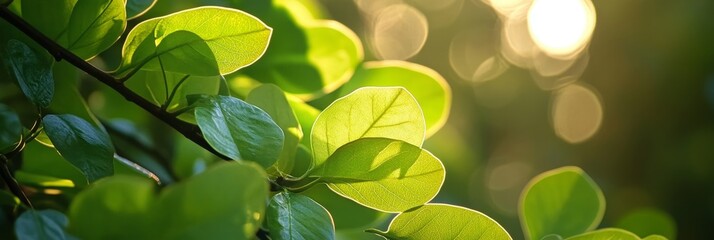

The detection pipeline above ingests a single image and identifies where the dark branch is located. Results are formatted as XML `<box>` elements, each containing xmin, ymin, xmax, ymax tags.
<box><xmin>0</xmin><ymin>155</ymin><xmax>32</xmax><ymax>208</ymax></box>
<box><xmin>0</xmin><ymin>6</ymin><xmax>230</xmax><ymax>161</ymax></box>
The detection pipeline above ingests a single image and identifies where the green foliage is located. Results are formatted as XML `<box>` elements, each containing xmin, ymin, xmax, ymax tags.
<box><xmin>615</xmin><ymin>208</ymin><xmax>677</xmax><ymax>239</ymax></box>
<box><xmin>267</xmin><ymin>191</ymin><xmax>335</xmax><ymax>240</ymax></box>
<box><xmin>126</xmin><ymin>0</ymin><xmax>157</xmax><ymax>20</ymax></box>
<box><xmin>520</xmin><ymin>166</ymin><xmax>605</xmax><ymax>239</ymax></box>
<box><xmin>2</xmin><ymin>39</ymin><xmax>53</xmax><ymax>108</ymax></box>
<box><xmin>66</xmin><ymin>0</ymin><xmax>126</xmax><ymax>60</ymax></box>
<box><xmin>42</xmin><ymin>114</ymin><xmax>115</xmax><ymax>183</ymax></box>
<box><xmin>0</xmin><ymin>104</ymin><xmax>21</xmax><ymax>151</ymax></box>
<box><xmin>368</xmin><ymin>204</ymin><xmax>512</xmax><ymax>240</ymax></box>
<box><xmin>194</xmin><ymin>95</ymin><xmax>284</xmax><ymax>168</ymax></box>
<box><xmin>14</xmin><ymin>209</ymin><xmax>71</xmax><ymax>240</ymax></box>
<box><xmin>116</xmin><ymin>6</ymin><xmax>272</xmax><ymax>76</ymax></box>
<box><xmin>566</xmin><ymin>228</ymin><xmax>640</xmax><ymax>240</ymax></box>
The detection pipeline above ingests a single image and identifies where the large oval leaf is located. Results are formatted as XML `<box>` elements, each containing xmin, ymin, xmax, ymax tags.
<box><xmin>369</xmin><ymin>204</ymin><xmax>512</xmax><ymax>240</ymax></box>
<box><xmin>566</xmin><ymin>228</ymin><xmax>640</xmax><ymax>240</ymax></box>
<box><xmin>66</xmin><ymin>0</ymin><xmax>127</xmax><ymax>60</ymax></box>
<box><xmin>312</xmin><ymin>138</ymin><xmax>444</xmax><ymax>212</ymax></box>
<box><xmin>267</xmin><ymin>191</ymin><xmax>335</xmax><ymax>240</ymax></box>
<box><xmin>247</xmin><ymin>84</ymin><xmax>302</xmax><ymax>177</ymax></box>
<box><xmin>151</xmin><ymin>162</ymin><xmax>269</xmax><ymax>239</ymax></box>
<box><xmin>338</xmin><ymin>61</ymin><xmax>451</xmax><ymax>137</ymax></box>
<box><xmin>311</xmin><ymin>87</ymin><xmax>425</xmax><ymax>169</ymax></box>
<box><xmin>15</xmin><ymin>210</ymin><xmax>70</xmax><ymax>240</ymax></box>
<box><xmin>116</xmin><ymin>6</ymin><xmax>272</xmax><ymax>76</ymax></box>
<box><xmin>520</xmin><ymin>166</ymin><xmax>605</xmax><ymax>239</ymax></box>
<box><xmin>68</xmin><ymin>175</ymin><xmax>155</xmax><ymax>239</ymax></box>
<box><xmin>0</xmin><ymin>104</ymin><xmax>22</xmax><ymax>152</ymax></box>
<box><xmin>21</xmin><ymin>0</ymin><xmax>76</xmax><ymax>43</ymax></box>
<box><xmin>194</xmin><ymin>95</ymin><xmax>284</xmax><ymax>168</ymax></box>
<box><xmin>42</xmin><ymin>114</ymin><xmax>115</xmax><ymax>183</ymax></box>
<box><xmin>2</xmin><ymin>39</ymin><xmax>54</xmax><ymax>108</ymax></box>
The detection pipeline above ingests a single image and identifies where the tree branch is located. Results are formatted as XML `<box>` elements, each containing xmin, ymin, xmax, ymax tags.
<box><xmin>0</xmin><ymin>6</ymin><xmax>230</xmax><ymax>161</ymax></box>
<box><xmin>0</xmin><ymin>155</ymin><xmax>32</xmax><ymax>208</ymax></box>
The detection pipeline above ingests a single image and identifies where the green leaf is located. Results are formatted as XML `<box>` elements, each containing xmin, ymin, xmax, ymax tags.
<box><xmin>312</xmin><ymin>138</ymin><xmax>444</xmax><ymax>212</ymax></box>
<box><xmin>127</xmin><ymin>70</ymin><xmax>220</xmax><ymax>111</ymax></box>
<box><xmin>0</xmin><ymin>104</ymin><xmax>21</xmax><ymax>152</ymax></box>
<box><xmin>194</xmin><ymin>95</ymin><xmax>284</xmax><ymax>168</ymax></box>
<box><xmin>15</xmin><ymin>171</ymin><xmax>75</xmax><ymax>188</ymax></box>
<box><xmin>21</xmin><ymin>141</ymin><xmax>87</xmax><ymax>188</ymax></box>
<box><xmin>125</xmin><ymin>0</ymin><xmax>156</xmax><ymax>20</ymax></box>
<box><xmin>267</xmin><ymin>191</ymin><xmax>335</xmax><ymax>240</ymax></box>
<box><xmin>566</xmin><ymin>228</ymin><xmax>640</xmax><ymax>240</ymax></box>
<box><xmin>68</xmin><ymin>175</ymin><xmax>155</xmax><ymax>239</ymax></box>
<box><xmin>642</xmin><ymin>235</ymin><xmax>668</xmax><ymax>240</ymax></box>
<box><xmin>302</xmin><ymin>183</ymin><xmax>387</xmax><ymax>230</ymax></box>
<box><xmin>21</xmin><ymin>0</ymin><xmax>76</xmax><ymax>43</ymax></box>
<box><xmin>287</xmin><ymin>94</ymin><xmax>319</xmax><ymax>146</ymax></box>
<box><xmin>339</xmin><ymin>61</ymin><xmax>451</xmax><ymax>137</ymax></box>
<box><xmin>116</xmin><ymin>6</ymin><xmax>272</xmax><ymax>76</ymax></box>
<box><xmin>2</xmin><ymin>39</ymin><xmax>54</xmax><ymax>108</ymax></box>
<box><xmin>311</xmin><ymin>87</ymin><xmax>425</xmax><ymax>169</ymax></box>
<box><xmin>615</xmin><ymin>208</ymin><xmax>676</xmax><ymax>240</ymax></box>
<box><xmin>42</xmin><ymin>114</ymin><xmax>115</xmax><ymax>182</ymax></box>
<box><xmin>15</xmin><ymin>209</ymin><xmax>71</xmax><ymax>240</ymax></box>
<box><xmin>150</xmin><ymin>162</ymin><xmax>269</xmax><ymax>239</ymax></box>
<box><xmin>369</xmin><ymin>204</ymin><xmax>512</xmax><ymax>240</ymax></box>
<box><xmin>520</xmin><ymin>166</ymin><xmax>605</xmax><ymax>239</ymax></box>
<box><xmin>246</xmin><ymin>84</ymin><xmax>302</xmax><ymax>177</ymax></box>
<box><xmin>66</xmin><ymin>0</ymin><xmax>126</xmax><ymax>60</ymax></box>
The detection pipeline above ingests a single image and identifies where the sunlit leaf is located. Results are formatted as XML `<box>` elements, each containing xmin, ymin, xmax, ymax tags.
<box><xmin>287</xmin><ymin>94</ymin><xmax>319</xmax><ymax>146</ymax></box>
<box><xmin>116</xmin><ymin>6</ymin><xmax>272</xmax><ymax>76</ymax></box>
<box><xmin>194</xmin><ymin>95</ymin><xmax>284</xmax><ymax>168</ymax></box>
<box><xmin>642</xmin><ymin>235</ymin><xmax>668</xmax><ymax>240</ymax></box>
<box><xmin>42</xmin><ymin>114</ymin><xmax>115</xmax><ymax>182</ymax></box>
<box><xmin>66</xmin><ymin>0</ymin><xmax>126</xmax><ymax>59</ymax></box>
<box><xmin>312</xmin><ymin>138</ymin><xmax>444</xmax><ymax>212</ymax></box>
<box><xmin>125</xmin><ymin>0</ymin><xmax>156</xmax><ymax>20</ymax></box>
<box><xmin>615</xmin><ymin>208</ymin><xmax>676</xmax><ymax>240</ymax></box>
<box><xmin>15</xmin><ymin>210</ymin><xmax>71</xmax><ymax>240</ymax></box>
<box><xmin>68</xmin><ymin>175</ymin><xmax>155</xmax><ymax>239</ymax></box>
<box><xmin>338</xmin><ymin>61</ymin><xmax>451</xmax><ymax>137</ymax></box>
<box><xmin>565</xmin><ymin>228</ymin><xmax>640</xmax><ymax>240</ymax></box>
<box><xmin>247</xmin><ymin>84</ymin><xmax>302</xmax><ymax>177</ymax></box>
<box><xmin>520</xmin><ymin>166</ymin><xmax>605</xmax><ymax>239</ymax></box>
<box><xmin>311</xmin><ymin>87</ymin><xmax>425</xmax><ymax>169</ymax></box>
<box><xmin>15</xmin><ymin>171</ymin><xmax>75</xmax><ymax>188</ymax></box>
<box><xmin>267</xmin><ymin>191</ymin><xmax>335</xmax><ymax>240</ymax></box>
<box><xmin>127</xmin><ymin>70</ymin><xmax>220</xmax><ymax>111</ymax></box>
<box><xmin>368</xmin><ymin>204</ymin><xmax>512</xmax><ymax>240</ymax></box>
<box><xmin>21</xmin><ymin>0</ymin><xmax>76</xmax><ymax>43</ymax></box>
<box><xmin>0</xmin><ymin>104</ymin><xmax>22</xmax><ymax>152</ymax></box>
<box><xmin>2</xmin><ymin>39</ymin><xmax>54</xmax><ymax>108</ymax></box>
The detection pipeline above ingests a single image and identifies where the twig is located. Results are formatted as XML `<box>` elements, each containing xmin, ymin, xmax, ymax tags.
<box><xmin>0</xmin><ymin>155</ymin><xmax>32</xmax><ymax>208</ymax></box>
<box><xmin>0</xmin><ymin>6</ymin><xmax>230</xmax><ymax>161</ymax></box>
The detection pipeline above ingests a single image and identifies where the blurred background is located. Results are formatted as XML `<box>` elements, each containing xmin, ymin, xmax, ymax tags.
<box><xmin>313</xmin><ymin>0</ymin><xmax>713</xmax><ymax>239</ymax></box>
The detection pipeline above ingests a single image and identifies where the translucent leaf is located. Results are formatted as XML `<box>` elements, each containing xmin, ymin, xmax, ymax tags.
<box><xmin>311</xmin><ymin>87</ymin><xmax>425</xmax><ymax>169</ymax></box>
<box><xmin>267</xmin><ymin>191</ymin><xmax>335</xmax><ymax>240</ymax></box>
<box><xmin>339</xmin><ymin>61</ymin><xmax>451</xmax><ymax>137</ymax></box>
<box><xmin>66</xmin><ymin>0</ymin><xmax>126</xmax><ymax>59</ymax></box>
<box><xmin>566</xmin><ymin>228</ymin><xmax>641</xmax><ymax>240</ymax></box>
<box><xmin>42</xmin><ymin>114</ymin><xmax>115</xmax><ymax>182</ymax></box>
<box><xmin>520</xmin><ymin>167</ymin><xmax>605</xmax><ymax>239</ymax></box>
<box><xmin>2</xmin><ymin>39</ymin><xmax>54</xmax><ymax>108</ymax></box>
<box><xmin>369</xmin><ymin>204</ymin><xmax>512</xmax><ymax>240</ymax></box>
<box><xmin>194</xmin><ymin>95</ymin><xmax>284</xmax><ymax>168</ymax></box>
<box><xmin>312</xmin><ymin>138</ymin><xmax>444</xmax><ymax>212</ymax></box>
<box><xmin>21</xmin><ymin>0</ymin><xmax>76</xmax><ymax>43</ymax></box>
<box><xmin>116</xmin><ymin>7</ymin><xmax>272</xmax><ymax>76</ymax></box>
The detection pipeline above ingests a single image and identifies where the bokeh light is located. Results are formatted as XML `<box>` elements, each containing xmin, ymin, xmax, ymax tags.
<box><xmin>551</xmin><ymin>83</ymin><xmax>603</xmax><ymax>143</ymax></box>
<box><xmin>370</xmin><ymin>4</ymin><xmax>429</xmax><ymax>60</ymax></box>
<box><xmin>527</xmin><ymin>0</ymin><xmax>596</xmax><ymax>58</ymax></box>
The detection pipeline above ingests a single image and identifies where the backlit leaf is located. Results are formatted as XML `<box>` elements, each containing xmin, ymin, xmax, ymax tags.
<box><xmin>566</xmin><ymin>228</ymin><xmax>641</xmax><ymax>240</ymax></box>
<box><xmin>312</xmin><ymin>138</ymin><xmax>444</xmax><ymax>212</ymax></box>
<box><xmin>66</xmin><ymin>0</ymin><xmax>126</xmax><ymax>59</ymax></box>
<box><xmin>267</xmin><ymin>191</ymin><xmax>335</xmax><ymax>240</ymax></box>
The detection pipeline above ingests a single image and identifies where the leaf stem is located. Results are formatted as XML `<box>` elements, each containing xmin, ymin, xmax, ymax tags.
<box><xmin>0</xmin><ymin>6</ymin><xmax>230</xmax><ymax>161</ymax></box>
<box><xmin>158</xmin><ymin>56</ymin><xmax>170</xmax><ymax>108</ymax></box>
<box><xmin>162</xmin><ymin>74</ymin><xmax>191</xmax><ymax>111</ymax></box>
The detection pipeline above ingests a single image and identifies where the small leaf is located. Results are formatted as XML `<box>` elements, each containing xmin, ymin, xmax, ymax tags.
<box><xmin>15</xmin><ymin>209</ymin><xmax>71</xmax><ymax>240</ymax></box>
<box><xmin>2</xmin><ymin>39</ymin><xmax>54</xmax><ymax>108</ymax></box>
<box><xmin>66</xmin><ymin>0</ymin><xmax>127</xmax><ymax>59</ymax></box>
<box><xmin>267</xmin><ymin>191</ymin><xmax>335</xmax><ymax>240</ymax></box>
<box><xmin>565</xmin><ymin>228</ymin><xmax>640</xmax><ymax>240</ymax></box>
<box><xmin>312</xmin><ymin>138</ymin><xmax>444</xmax><ymax>212</ymax></box>
<box><xmin>0</xmin><ymin>104</ymin><xmax>22</xmax><ymax>152</ymax></box>
<box><xmin>42</xmin><ymin>114</ymin><xmax>115</xmax><ymax>182</ymax></box>
<box><xmin>311</xmin><ymin>87</ymin><xmax>425</xmax><ymax>170</ymax></box>
<box><xmin>369</xmin><ymin>204</ymin><xmax>512</xmax><ymax>240</ymax></box>
<box><xmin>116</xmin><ymin>6</ymin><xmax>272</xmax><ymax>76</ymax></box>
<box><xmin>246</xmin><ymin>84</ymin><xmax>302</xmax><ymax>177</ymax></box>
<box><xmin>68</xmin><ymin>175</ymin><xmax>155</xmax><ymax>239</ymax></box>
<box><xmin>520</xmin><ymin>166</ymin><xmax>605</xmax><ymax>239</ymax></box>
<box><xmin>339</xmin><ymin>61</ymin><xmax>451</xmax><ymax>137</ymax></box>
<box><xmin>194</xmin><ymin>95</ymin><xmax>284</xmax><ymax>168</ymax></box>
<box><xmin>125</xmin><ymin>0</ymin><xmax>156</xmax><ymax>20</ymax></box>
